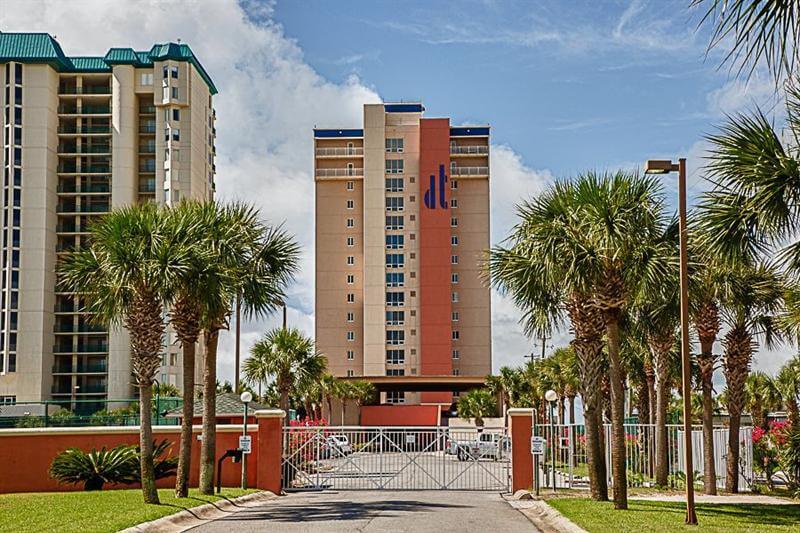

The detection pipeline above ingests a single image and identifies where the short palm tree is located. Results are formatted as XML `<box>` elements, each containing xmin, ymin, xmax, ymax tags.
<box><xmin>59</xmin><ymin>203</ymin><xmax>187</xmax><ymax>504</ymax></box>
<box><xmin>457</xmin><ymin>389</ymin><xmax>498</xmax><ymax>427</ymax></box>
<box><xmin>350</xmin><ymin>380</ymin><xmax>377</xmax><ymax>423</ymax></box>
<box><xmin>249</xmin><ymin>328</ymin><xmax>327</xmax><ymax>413</ymax></box>
<box><xmin>49</xmin><ymin>445</ymin><xmax>137</xmax><ymax>491</ymax></box>
<box><xmin>776</xmin><ymin>356</ymin><xmax>800</xmax><ymax>427</ymax></box>
<box><xmin>485</xmin><ymin>366</ymin><xmax>523</xmax><ymax>424</ymax></box>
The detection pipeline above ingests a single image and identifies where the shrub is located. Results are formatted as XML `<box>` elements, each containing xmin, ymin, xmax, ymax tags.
<box><xmin>49</xmin><ymin>445</ymin><xmax>138</xmax><ymax>491</ymax></box>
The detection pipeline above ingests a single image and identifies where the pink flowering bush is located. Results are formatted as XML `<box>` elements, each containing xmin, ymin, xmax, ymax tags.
<box><xmin>753</xmin><ymin>420</ymin><xmax>791</xmax><ymax>490</ymax></box>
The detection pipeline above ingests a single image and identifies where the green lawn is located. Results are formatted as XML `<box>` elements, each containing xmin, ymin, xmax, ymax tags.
<box><xmin>0</xmin><ymin>488</ymin><xmax>257</xmax><ymax>533</ymax></box>
<box><xmin>548</xmin><ymin>498</ymin><xmax>800</xmax><ymax>532</ymax></box>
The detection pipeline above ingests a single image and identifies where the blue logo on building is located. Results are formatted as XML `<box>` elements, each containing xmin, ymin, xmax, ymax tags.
<box><xmin>424</xmin><ymin>164</ymin><xmax>448</xmax><ymax>209</ymax></box>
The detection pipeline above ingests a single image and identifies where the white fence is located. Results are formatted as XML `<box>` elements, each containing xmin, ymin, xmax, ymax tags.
<box><xmin>534</xmin><ymin>423</ymin><xmax>753</xmax><ymax>491</ymax></box>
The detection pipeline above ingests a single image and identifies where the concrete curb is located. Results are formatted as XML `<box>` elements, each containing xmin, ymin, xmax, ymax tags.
<box><xmin>504</xmin><ymin>495</ymin><xmax>587</xmax><ymax>533</ymax></box>
<box><xmin>119</xmin><ymin>491</ymin><xmax>278</xmax><ymax>533</ymax></box>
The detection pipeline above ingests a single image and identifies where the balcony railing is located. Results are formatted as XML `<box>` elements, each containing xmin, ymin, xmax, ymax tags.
<box><xmin>56</xmin><ymin>224</ymin><xmax>85</xmax><ymax>233</ymax></box>
<box><xmin>139</xmin><ymin>162</ymin><xmax>156</xmax><ymax>173</ymax></box>
<box><xmin>57</xmin><ymin>165</ymin><xmax>111</xmax><ymax>174</ymax></box>
<box><xmin>139</xmin><ymin>124</ymin><xmax>156</xmax><ymax>133</ymax></box>
<box><xmin>52</xmin><ymin>361</ymin><xmax>108</xmax><ymax>373</ymax></box>
<box><xmin>58</xmin><ymin>105</ymin><xmax>111</xmax><ymax>114</ymax></box>
<box><xmin>450</xmin><ymin>145</ymin><xmax>489</xmax><ymax>155</ymax></box>
<box><xmin>58</xmin><ymin>86</ymin><xmax>111</xmax><ymax>95</ymax></box>
<box><xmin>139</xmin><ymin>180</ymin><xmax>156</xmax><ymax>193</ymax></box>
<box><xmin>57</xmin><ymin>145</ymin><xmax>111</xmax><ymax>155</ymax></box>
<box><xmin>58</xmin><ymin>203</ymin><xmax>109</xmax><ymax>213</ymax></box>
<box><xmin>315</xmin><ymin>147</ymin><xmax>364</xmax><ymax>157</ymax></box>
<box><xmin>54</xmin><ymin>323</ymin><xmax>106</xmax><ymax>333</ymax></box>
<box><xmin>53</xmin><ymin>343</ymin><xmax>109</xmax><ymax>354</ymax></box>
<box><xmin>451</xmin><ymin>166</ymin><xmax>489</xmax><ymax>176</ymax></box>
<box><xmin>139</xmin><ymin>145</ymin><xmax>156</xmax><ymax>154</ymax></box>
<box><xmin>139</xmin><ymin>105</ymin><xmax>156</xmax><ymax>114</ymax></box>
<box><xmin>57</xmin><ymin>183</ymin><xmax>111</xmax><ymax>193</ymax></box>
<box><xmin>316</xmin><ymin>168</ymin><xmax>364</xmax><ymax>177</ymax></box>
<box><xmin>58</xmin><ymin>125</ymin><xmax>111</xmax><ymax>134</ymax></box>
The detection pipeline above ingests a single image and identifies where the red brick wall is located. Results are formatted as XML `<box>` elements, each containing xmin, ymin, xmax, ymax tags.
<box><xmin>360</xmin><ymin>405</ymin><xmax>440</xmax><ymax>426</ymax></box>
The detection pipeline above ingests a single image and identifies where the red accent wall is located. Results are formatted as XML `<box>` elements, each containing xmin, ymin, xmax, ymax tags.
<box><xmin>419</xmin><ymin>118</ymin><xmax>452</xmax><ymax>404</ymax></box>
<box><xmin>360</xmin><ymin>405</ymin><xmax>440</xmax><ymax>426</ymax></box>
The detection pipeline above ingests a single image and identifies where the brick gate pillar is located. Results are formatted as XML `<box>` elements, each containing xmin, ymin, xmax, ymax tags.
<box><xmin>508</xmin><ymin>407</ymin><xmax>534</xmax><ymax>493</ymax></box>
<box><xmin>254</xmin><ymin>409</ymin><xmax>285</xmax><ymax>494</ymax></box>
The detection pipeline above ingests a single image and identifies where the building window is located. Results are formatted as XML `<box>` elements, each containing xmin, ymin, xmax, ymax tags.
<box><xmin>173</xmin><ymin>109</ymin><xmax>180</xmax><ymax>121</ymax></box>
<box><xmin>386</xmin><ymin>272</ymin><xmax>404</xmax><ymax>287</ymax></box>
<box><xmin>385</xmin><ymin>215</ymin><xmax>404</xmax><ymax>230</ymax></box>
<box><xmin>385</xmin><ymin>235</ymin><xmax>404</xmax><ymax>249</ymax></box>
<box><xmin>346</xmin><ymin>180</ymin><xmax>354</xmax><ymax>191</ymax></box>
<box><xmin>385</xmin><ymin>177</ymin><xmax>404</xmax><ymax>192</ymax></box>
<box><xmin>347</xmin><ymin>293</ymin><xmax>355</xmax><ymax>303</ymax></box>
<box><xmin>451</xmin><ymin>273</ymin><xmax>459</xmax><ymax>284</ymax></box>
<box><xmin>386</xmin><ymin>391</ymin><xmax>405</xmax><ymax>404</ymax></box>
<box><xmin>386</xmin><ymin>368</ymin><xmax>405</xmax><ymax>376</ymax></box>
<box><xmin>452</xmin><ymin>330</ymin><xmax>460</xmax><ymax>340</ymax></box>
<box><xmin>452</xmin><ymin>292</ymin><xmax>459</xmax><ymax>303</ymax></box>
<box><xmin>347</xmin><ymin>311</ymin><xmax>355</xmax><ymax>322</ymax></box>
<box><xmin>385</xmin><ymin>138</ymin><xmax>404</xmax><ymax>153</ymax></box>
<box><xmin>452</xmin><ymin>311</ymin><xmax>459</xmax><ymax>322</ymax></box>
<box><xmin>453</xmin><ymin>368</ymin><xmax>460</xmax><ymax>376</ymax></box>
<box><xmin>386</xmin><ymin>310</ymin><xmax>405</xmax><ymax>325</ymax></box>
<box><xmin>163</xmin><ymin>66</ymin><xmax>169</xmax><ymax>78</ymax></box>
<box><xmin>385</xmin><ymin>253</ymin><xmax>404</xmax><ymax>268</ymax></box>
<box><xmin>347</xmin><ymin>350</ymin><xmax>355</xmax><ymax>360</ymax></box>
<box><xmin>347</xmin><ymin>218</ymin><xmax>354</xmax><ymax>228</ymax></box>
<box><xmin>386</xmin><ymin>330</ymin><xmax>405</xmax><ymax>345</ymax></box>
<box><xmin>386</xmin><ymin>349</ymin><xmax>405</xmax><ymax>364</ymax></box>
<box><xmin>451</xmin><ymin>235</ymin><xmax>458</xmax><ymax>246</ymax></box>
<box><xmin>171</xmin><ymin>66</ymin><xmax>179</xmax><ymax>78</ymax></box>
<box><xmin>347</xmin><ymin>274</ymin><xmax>354</xmax><ymax>284</ymax></box>
<box><xmin>172</xmin><ymin>129</ymin><xmax>180</xmax><ymax>141</ymax></box>
<box><xmin>450</xmin><ymin>198</ymin><xmax>458</xmax><ymax>208</ymax></box>
<box><xmin>171</xmin><ymin>86</ymin><xmax>179</xmax><ymax>99</ymax></box>
<box><xmin>346</xmin><ymin>199</ymin><xmax>354</xmax><ymax>209</ymax></box>
<box><xmin>347</xmin><ymin>369</ymin><xmax>354</xmax><ymax>377</ymax></box>
<box><xmin>451</xmin><ymin>217</ymin><xmax>458</xmax><ymax>227</ymax></box>
<box><xmin>452</xmin><ymin>349</ymin><xmax>460</xmax><ymax>359</ymax></box>
<box><xmin>347</xmin><ymin>236</ymin><xmax>355</xmax><ymax>247</ymax></box>
<box><xmin>451</xmin><ymin>255</ymin><xmax>458</xmax><ymax>264</ymax></box>
<box><xmin>385</xmin><ymin>159</ymin><xmax>404</xmax><ymax>174</ymax></box>
<box><xmin>386</xmin><ymin>291</ymin><xmax>405</xmax><ymax>307</ymax></box>
<box><xmin>141</xmin><ymin>73</ymin><xmax>153</xmax><ymax>85</ymax></box>
<box><xmin>347</xmin><ymin>256</ymin><xmax>355</xmax><ymax>265</ymax></box>
<box><xmin>347</xmin><ymin>331</ymin><xmax>355</xmax><ymax>341</ymax></box>
<box><xmin>385</xmin><ymin>197</ymin><xmax>404</xmax><ymax>211</ymax></box>
<box><xmin>451</xmin><ymin>179</ymin><xmax>458</xmax><ymax>189</ymax></box>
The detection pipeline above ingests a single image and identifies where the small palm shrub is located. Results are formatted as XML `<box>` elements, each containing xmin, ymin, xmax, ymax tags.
<box><xmin>49</xmin><ymin>445</ymin><xmax>138</xmax><ymax>491</ymax></box>
<box><xmin>49</xmin><ymin>439</ymin><xmax>178</xmax><ymax>491</ymax></box>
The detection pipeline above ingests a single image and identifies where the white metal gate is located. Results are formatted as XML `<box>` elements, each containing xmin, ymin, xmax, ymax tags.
<box><xmin>281</xmin><ymin>426</ymin><xmax>510</xmax><ymax>491</ymax></box>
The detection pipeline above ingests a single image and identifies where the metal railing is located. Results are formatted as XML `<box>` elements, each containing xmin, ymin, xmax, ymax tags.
<box><xmin>282</xmin><ymin>425</ymin><xmax>509</xmax><ymax>491</ymax></box>
<box><xmin>0</xmin><ymin>398</ymin><xmax>182</xmax><ymax>428</ymax></box>
<box><xmin>58</xmin><ymin>125</ymin><xmax>111</xmax><ymax>134</ymax></box>
<box><xmin>450</xmin><ymin>145</ymin><xmax>489</xmax><ymax>155</ymax></box>
<box><xmin>316</xmin><ymin>168</ymin><xmax>364</xmax><ymax>177</ymax></box>
<box><xmin>315</xmin><ymin>147</ymin><xmax>364</xmax><ymax>157</ymax></box>
<box><xmin>58</xmin><ymin>86</ymin><xmax>111</xmax><ymax>95</ymax></box>
<box><xmin>451</xmin><ymin>166</ymin><xmax>489</xmax><ymax>176</ymax></box>
<box><xmin>533</xmin><ymin>423</ymin><xmax>754</xmax><ymax>492</ymax></box>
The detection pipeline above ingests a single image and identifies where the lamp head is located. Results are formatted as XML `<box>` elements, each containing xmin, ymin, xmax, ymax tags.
<box><xmin>545</xmin><ymin>389</ymin><xmax>558</xmax><ymax>403</ymax></box>
<box><xmin>240</xmin><ymin>391</ymin><xmax>253</xmax><ymax>404</ymax></box>
<box><xmin>644</xmin><ymin>159</ymin><xmax>678</xmax><ymax>174</ymax></box>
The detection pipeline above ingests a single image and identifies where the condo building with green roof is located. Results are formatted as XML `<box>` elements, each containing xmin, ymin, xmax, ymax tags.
<box><xmin>0</xmin><ymin>32</ymin><xmax>217</xmax><ymax>411</ymax></box>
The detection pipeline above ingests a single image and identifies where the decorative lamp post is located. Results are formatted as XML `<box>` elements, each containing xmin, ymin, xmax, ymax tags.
<box><xmin>240</xmin><ymin>391</ymin><xmax>253</xmax><ymax>489</ymax></box>
<box><xmin>545</xmin><ymin>389</ymin><xmax>558</xmax><ymax>492</ymax></box>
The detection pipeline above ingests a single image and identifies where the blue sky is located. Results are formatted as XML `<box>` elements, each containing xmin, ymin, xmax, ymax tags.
<box><xmin>3</xmin><ymin>0</ymin><xmax>790</xmax><ymax>380</ymax></box>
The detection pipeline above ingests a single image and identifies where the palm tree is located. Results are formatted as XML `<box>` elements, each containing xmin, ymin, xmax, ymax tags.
<box><xmin>59</xmin><ymin>203</ymin><xmax>187</xmax><ymax>504</ymax></box>
<box><xmin>745</xmin><ymin>371</ymin><xmax>781</xmax><ymax>429</ymax></box>
<box><xmin>694</xmin><ymin>0</ymin><xmax>800</xmax><ymax>82</ymax></box>
<box><xmin>457</xmin><ymin>389</ymin><xmax>498</xmax><ymax>427</ymax></box>
<box><xmin>717</xmin><ymin>265</ymin><xmax>784</xmax><ymax>492</ymax></box>
<box><xmin>486</xmin><ymin>366</ymin><xmax>522</xmax><ymax>425</ymax></box>
<box><xmin>195</xmin><ymin>202</ymin><xmax>299</xmax><ymax>495</ymax></box>
<box><xmin>318</xmin><ymin>373</ymin><xmax>338</xmax><ymax>422</ymax></box>
<box><xmin>335</xmin><ymin>380</ymin><xmax>357</xmax><ymax>424</ymax></box>
<box><xmin>541</xmin><ymin>348</ymin><xmax>573</xmax><ymax>423</ymax></box>
<box><xmin>242</xmin><ymin>348</ymin><xmax>271</xmax><ymax>399</ymax></box>
<box><xmin>350</xmin><ymin>380</ymin><xmax>377</xmax><ymax>423</ymax></box>
<box><xmin>249</xmin><ymin>328</ymin><xmax>326</xmax><ymax>413</ymax></box>
<box><xmin>776</xmin><ymin>356</ymin><xmax>800</xmax><ymax>427</ymax></box>
<box><xmin>489</xmin><ymin>179</ymin><xmax>609</xmax><ymax>502</ymax></box>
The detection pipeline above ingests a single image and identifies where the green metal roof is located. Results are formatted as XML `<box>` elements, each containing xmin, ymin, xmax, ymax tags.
<box><xmin>0</xmin><ymin>32</ymin><xmax>217</xmax><ymax>94</ymax></box>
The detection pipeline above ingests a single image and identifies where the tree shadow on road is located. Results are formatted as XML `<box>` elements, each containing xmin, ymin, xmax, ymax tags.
<box><xmin>214</xmin><ymin>498</ymin><xmax>470</xmax><ymax>523</ymax></box>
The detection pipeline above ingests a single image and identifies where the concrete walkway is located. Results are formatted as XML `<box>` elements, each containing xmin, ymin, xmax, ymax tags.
<box><xmin>190</xmin><ymin>490</ymin><xmax>539</xmax><ymax>532</ymax></box>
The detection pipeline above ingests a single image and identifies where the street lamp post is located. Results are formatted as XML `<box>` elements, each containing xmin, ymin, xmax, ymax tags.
<box><xmin>240</xmin><ymin>391</ymin><xmax>253</xmax><ymax>490</ymax></box>
<box><xmin>545</xmin><ymin>389</ymin><xmax>558</xmax><ymax>493</ymax></box>
<box><xmin>645</xmin><ymin>158</ymin><xmax>697</xmax><ymax>525</ymax></box>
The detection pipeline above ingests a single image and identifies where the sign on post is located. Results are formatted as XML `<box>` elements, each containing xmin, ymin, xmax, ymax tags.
<box><xmin>239</xmin><ymin>435</ymin><xmax>252</xmax><ymax>454</ymax></box>
<box><xmin>531</xmin><ymin>436</ymin><xmax>546</xmax><ymax>455</ymax></box>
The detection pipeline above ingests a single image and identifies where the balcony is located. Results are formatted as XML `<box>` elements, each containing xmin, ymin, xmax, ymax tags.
<box><xmin>139</xmin><ymin>105</ymin><xmax>156</xmax><ymax>114</ymax></box>
<box><xmin>451</xmin><ymin>166</ymin><xmax>489</xmax><ymax>177</ymax></box>
<box><xmin>315</xmin><ymin>147</ymin><xmax>364</xmax><ymax>157</ymax></box>
<box><xmin>53</xmin><ymin>343</ymin><xmax>109</xmax><ymax>354</ymax></box>
<box><xmin>57</xmin><ymin>183</ymin><xmax>111</xmax><ymax>194</ymax></box>
<box><xmin>316</xmin><ymin>168</ymin><xmax>364</xmax><ymax>177</ymax></box>
<box><xmin>52</xmin><ymin>361</ymin><xmax>108</xmax><ymax>374</ymax></box>
<box><xmin>57</xmin><ymin>203</ymin><xmax>110</xmax><ymax>214</ymax></box>
<box><xmin>57</xmin><ymin>145</ymin><xmax>111</xmax><ymax>155</ymax></box>
<box><xmin>139</xmin><ymin>161</ymin><xmax>156</xmax><ymax>173</ymax></box>
<box><xmin>450</xmin><ymin>145</ymin><xmax>489</xmax><ymax>156</ymax></box>
<box><xmin>54</xmin><ymin>323</ymin><xmax>106</xmax><ymax>333</ymax></box>
<box><xmin>57</xmin><ymin>164</ymin><xmax>111</xmax><ymax>174</ymax></box>
<box><xmin>56</xmin><ymin>223</ymin><xmax>86</xmax><ymax>233</ymax></box>
<box><xmin>139</xmin><ymin>144</ymin><xmax>156</xmax><ymax>154</ymax></box>
<box><xmin>58</xmin><ymin>105</ymin><xmax>111</xmax><ymax>115</ymax></box>
<box><xmin>58</xmin><ymin>125</ymin><xmax>111</xmax><ymax>135</ymax></box>
<box><xmin>139</xmin><ymin>179</ymin><xmax>156</xmax><ymax>193</ymax></box>
<box><xmin>58</xmin><ymin>86</ymin><xmax>111</xmax><ymax>95</ymax></box>
<box><xmin>139</xmin><ymin>124</ymin><xmax>156</xmax><ymax>134</ymax></box>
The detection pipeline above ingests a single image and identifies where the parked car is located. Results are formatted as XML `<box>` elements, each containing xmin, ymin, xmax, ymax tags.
<box><xmin>451</xmin><ymin>432</ymin><xmax>507</xmax><ymax>461</ymax></box>
<box><xmin>326</xmin><ymin>434</ymin><xmax>353</xmax><ymax>456</ymax></box>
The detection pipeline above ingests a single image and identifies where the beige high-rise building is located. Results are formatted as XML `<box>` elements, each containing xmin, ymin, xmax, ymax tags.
<box><xmin>0</xmin><ymin>32</ymin><xmax>216</xmax><ymax>411</ymax></box>
<box><xmin>315</xmin><ymin>103</ymin><xmax>491</xmax><ymax>408</ymax></box>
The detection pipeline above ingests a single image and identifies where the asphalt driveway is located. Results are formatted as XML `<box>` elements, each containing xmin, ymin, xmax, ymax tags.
<box><xmin>190</xmin><ymin>490</ymin><xmax>538</xmax><ymax>532</ymax></box>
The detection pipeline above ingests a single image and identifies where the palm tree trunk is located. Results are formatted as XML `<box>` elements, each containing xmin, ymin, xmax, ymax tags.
<box><xmin>558</xmin><ymin>397</ymin><xmax>566</xmax><ymax>425</ymax></box>
<box><xmin>698</xmin><ymin>341</ymin><xmax>717</xmax><ymax>495</ymax></box>
<box><xmin>199</xmin><ymin>329</ymin><xmax>219</xmax><ymax>495</ymax></box>
<box><xmin>568</xmin><ymin>394</ymin><xmax>576</xmax><ymax>425</ymax></box>
<box><xmin>654</xmin><ymin>372</ymin><xmax>669</xmax><ymax>486</ymax></box>
<box><xmin>139</xmin><ymin>382</ymin><xmax>159</xmax><ymax>503</ymax></box>
<box><xmin>279</xmin><ymin>382</ymin><xmax>290</xmax><ymax>414</ymax></box>
<box><xmin>723</xmin><ymin>324</ymin><xmax>751</xmax><ymax>494</ymax></box>
<box><xmin>605</xmin><ymin>316</ymin><xmax>628</xmax><ymax>509</ymax></box>
<box><xmin>175</xmin><ymin>341</ymin><xmax>195</xmax><ymax>498</ymax></box>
